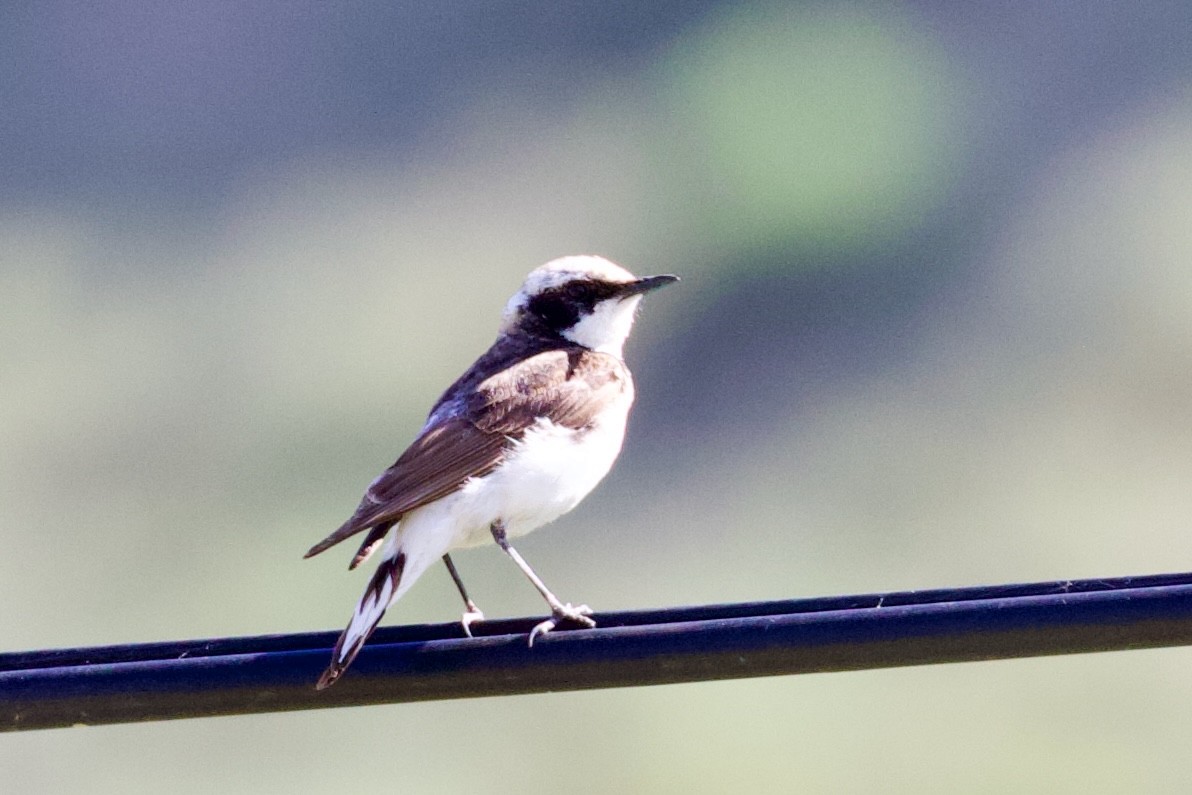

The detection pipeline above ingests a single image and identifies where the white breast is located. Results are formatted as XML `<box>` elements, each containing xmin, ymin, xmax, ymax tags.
<box><xmin>370</xmin><ymin>372</ymin><xmax>634</xmax><ymax>610</ymax></box>
<box><xmin>458</xmin><ymin>401</ymin><xmax>633</xmax><ymax>545</ymax></box>
<box><xmin>400</xmin><ymin>383</ymin><xmax>628</xmax><ymax>548</ymax></box>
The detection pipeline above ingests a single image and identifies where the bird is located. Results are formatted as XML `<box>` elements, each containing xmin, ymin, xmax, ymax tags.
<box><xmin>304</xmin><ymin>255</ymin><xmax>678</xmax><ymax>689</ymax></box>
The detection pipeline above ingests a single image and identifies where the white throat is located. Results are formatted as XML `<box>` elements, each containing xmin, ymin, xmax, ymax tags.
<box><xmin>561</xmin><ymin>295</ymin><xmax>643</xmax><ymax>357</ymax></box>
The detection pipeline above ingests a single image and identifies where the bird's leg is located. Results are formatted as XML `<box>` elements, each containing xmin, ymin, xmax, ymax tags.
<box><xmin>489</xmin><ymin>521</ymin><xmax>596</xmax><ymax>646</ymax></box>
<box><xmin>441</xmin><ymin>554</ymin><xmax>485</xmax><ymax>637</ymax></box>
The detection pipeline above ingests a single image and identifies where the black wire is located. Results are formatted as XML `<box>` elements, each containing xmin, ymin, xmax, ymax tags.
<box><xmin>5</xmin><ymin>571</ymin><xmax>1192</xmax><ymax>732</ymax></box>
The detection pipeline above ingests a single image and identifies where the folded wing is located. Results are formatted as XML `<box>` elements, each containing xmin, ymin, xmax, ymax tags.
<box><xmin>303</xmin><ymin>417</ymin><xmax>508</xmax><ymax>559</ymax></box>
<box><xmin>303</xmin><ymin>348</ymin><xmax>628</xmax><ymax>560</ymax></box>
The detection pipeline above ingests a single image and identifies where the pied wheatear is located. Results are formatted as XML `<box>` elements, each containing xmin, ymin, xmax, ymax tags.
<box><xmin>305</xmin><ymin>255</ymin><xmax>677</xmax><ymax>688</ymax></box>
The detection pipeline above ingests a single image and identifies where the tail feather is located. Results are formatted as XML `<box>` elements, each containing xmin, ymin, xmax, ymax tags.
<box><xmin>316</xmin><ymin>550</ymin><xmax>407</xmax><ymax>690</ymax></box>
<box><xmin>303</xmin><ymin>516</ymin><xmax>367</xmax><ymax>559</ymax></box>
<box><xmin>348</xmin><ymin>522</ymin><xmax>393</xmax><ymax>570</ymax></box>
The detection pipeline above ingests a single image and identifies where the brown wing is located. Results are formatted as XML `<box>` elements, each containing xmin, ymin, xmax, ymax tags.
<box><xmin>304</xmin><ymin>347</ymin><xmax>629</xmax><ymax>560</ymax></box>
<box><xmin>303</xmin><ymin>418</ymin><xmax>507</xmax><ymax>559</ymax></box>
<box><xmin>471</xmin><ymin>348</ymin><xmax>630</xmax><ymax>435</ymax></box>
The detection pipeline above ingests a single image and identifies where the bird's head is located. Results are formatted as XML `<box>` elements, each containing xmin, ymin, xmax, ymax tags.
<box><xmin>501</xmin><ymin>256</ymin><xmax>678</xmax><ymax>357</ymax></box>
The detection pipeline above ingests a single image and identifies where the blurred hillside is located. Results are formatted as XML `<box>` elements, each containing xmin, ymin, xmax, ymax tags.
<box><xmin>4</xmin><ymin>2</ymin><xmax>1192</xmax><ymax>792</ymax></box>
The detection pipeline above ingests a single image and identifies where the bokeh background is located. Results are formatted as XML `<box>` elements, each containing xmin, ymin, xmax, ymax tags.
<box><xmin>4</xmin><ymin>1</ymin><xmax>1192</xmax><ymax>791</ymax></box>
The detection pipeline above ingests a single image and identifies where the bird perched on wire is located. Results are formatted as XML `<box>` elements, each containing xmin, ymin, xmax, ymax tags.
<box><xmin>304</xmin><ymin>255</ymin><xmax>678</xmax><ymax>689</ymax></box>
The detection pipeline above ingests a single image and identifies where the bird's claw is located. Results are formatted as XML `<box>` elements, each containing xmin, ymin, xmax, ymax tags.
<box><xmin>528</xmin><ymin>603</ymin><xmax>595</xmax><ymax>647</ymax></box>
<box><xmin>460</xmin><ymin>605</ymin><xmax>485</xmax><ymax>638</ymax></box>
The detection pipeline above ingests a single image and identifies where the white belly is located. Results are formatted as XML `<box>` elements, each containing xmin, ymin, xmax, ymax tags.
<box><xmin>393</xmin><ymin>395</ymin><xmax>628</xmax><ymax>555</ymax></box>
<box><xmin>455</xmin><ymin>407</ymin><xmax>630</xmax><ymax>545</ymax></box>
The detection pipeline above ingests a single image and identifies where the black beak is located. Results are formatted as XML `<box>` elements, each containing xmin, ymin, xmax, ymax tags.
<box><xmin>617</xmin><ymin>274</ymin><xmax>680</xmax><ymax>298</ymax></box>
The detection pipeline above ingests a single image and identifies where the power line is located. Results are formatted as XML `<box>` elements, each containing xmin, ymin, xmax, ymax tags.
<box><xmin>4</xmin><ymin>571</ymin><xmax>1192</xmax><ymax>732</ymax></box>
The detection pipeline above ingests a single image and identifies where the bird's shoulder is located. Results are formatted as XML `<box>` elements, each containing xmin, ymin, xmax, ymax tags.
<box><xmin>429</xmin><ymin>337</ymin><xmax>631</xmax><ymax>433</ymax></box>
<box><xmin>470</xmin><ymin>345</ymin><xmax>631</xmax><ymax>435</ymax></box>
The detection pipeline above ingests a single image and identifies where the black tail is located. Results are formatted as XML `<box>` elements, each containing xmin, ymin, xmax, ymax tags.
<box><xmin>348</xmin><ymin>521</ymin><xmax>393</xmax><ymax>570</ymax></box>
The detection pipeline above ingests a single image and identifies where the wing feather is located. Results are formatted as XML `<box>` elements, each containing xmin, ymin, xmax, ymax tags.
<box><xmin>304</xmin><ymin>347</ymin><xmax>628</xmax><ymax>559</ymax></box>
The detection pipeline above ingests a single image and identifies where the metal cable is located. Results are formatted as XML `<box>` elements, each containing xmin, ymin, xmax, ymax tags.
<box><xmin>5</xmin><ymin>571</ymin><xmax>1192</xmax><ymax>732</ymax></box>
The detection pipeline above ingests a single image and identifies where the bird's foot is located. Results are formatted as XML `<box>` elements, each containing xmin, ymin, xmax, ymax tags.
<box><xmin>528</xmin><ymin>603</ymin><xmax>595</xmax><ymax>647</ymax></box>
<box><xmin>460</xmin><ymin>604</ymin><xmax>485</xmax><ymax>638</ymax></box>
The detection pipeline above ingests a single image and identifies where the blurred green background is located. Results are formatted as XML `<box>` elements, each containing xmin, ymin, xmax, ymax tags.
<box><xmin>5</xmin><ymin>1</ymin><xmax>1192</xmax><ymax>791</ymax></box>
